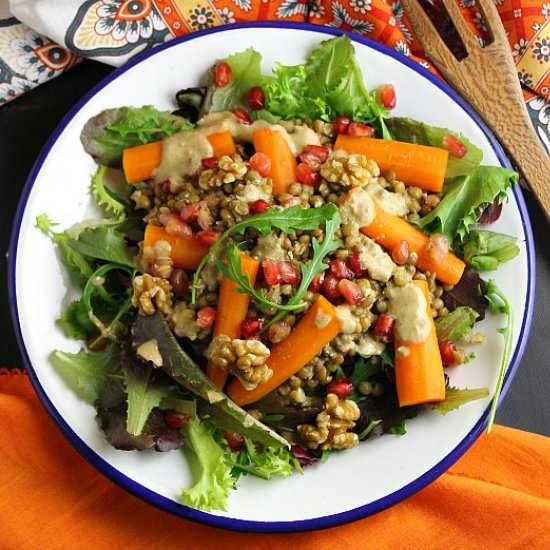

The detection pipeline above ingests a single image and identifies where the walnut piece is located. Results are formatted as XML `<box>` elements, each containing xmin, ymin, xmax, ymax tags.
<box><xmin>198</xmin><ymin>154</ymin><xmax>248</xmax><ymax>190</ymax></box>
<box><xmin>170</xmin><ymin>302</ymin><xmax>200</xmax><ymax>340</ymax></box>
<box><xmin>297</xmin><ymin>393</ymin><xmax>360</xmax><ymax>450</ymax></box>
<box><xmin>205</xmin><ymin>335</ymin><xmax>273</xmax><ymax>389</ymax></box>
<box><xmin>132</xmin><ymin>274</ymin><xmax>173</xmax><ymax>316</ymax></box>
<box><xmin>320</xmin><ymin>151</ymin><xmax>380</xmax><ymax>187</ymax></box>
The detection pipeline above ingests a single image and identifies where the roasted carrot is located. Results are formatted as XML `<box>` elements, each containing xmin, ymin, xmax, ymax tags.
<box><xmin>394</xmin><ymin>279</ymin><xmax>446</xmax><ymax>406</ymax></box>
<box><xmin>252</xmin><ymin>128</ymin><xmax>297</xmax><ymax>195</ymax></box>
<box><xmin>227</xmin><ymin>296</ymin><xmax>341</xmax><ymax>406</ymax></box>
<box><xmin>361</xmin><ymin>201</ymin><xmax>465</xmax><ymax>285</ymax></box>
<box><xmin>207</xmin><ymin>130</ymin><xmax>236</xmax><ymax>157</ymax></box>
<box><xmin>334</xmin><ymin>135</ymin><xmax>448</xmax><ymax>192</ymax></box>
<box><xmin>143</xmin><ymin>224</ymin><xmax>209</xmax><ymax>269</ymax></box>
<box><xmin>207</xmin><ymin>253</ymin><xmax>260</xmax><ymax>389</ymax></box>
<box><xmin>122</xmin><ymin>141</ymin><xmax>163</xmax><ymax>184</ymax></box>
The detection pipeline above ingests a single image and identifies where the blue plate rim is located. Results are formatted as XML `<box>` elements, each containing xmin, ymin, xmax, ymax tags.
<box><xmin>8</xmin><ymin>21</ymin><xmax>536</xmax><ymax>533</ymax></box>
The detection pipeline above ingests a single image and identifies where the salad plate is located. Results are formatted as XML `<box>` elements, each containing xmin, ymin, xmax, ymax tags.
<box><xmin>9</xmin><ymin>23</ymin><xmax>535</xmax><ymax>532</ymax></box>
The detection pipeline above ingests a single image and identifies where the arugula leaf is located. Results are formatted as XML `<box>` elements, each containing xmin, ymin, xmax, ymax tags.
<box><xmin>50</xmin><ymin>344</ymin><xmax>123</xmax><ymax>405</ymax></box>
<box><xmin>349</xmin><ymin>356</ymin><xmax>382</xmax><ymax>387</ymax></box>
<box><xmin>415</xmin><ymin>166</ymin><xmax>518</xmax><ymax>242</ymax></box>
<box><xmin>90</xmin><ymin>165</ymin><xmax>126</xmax><ymax>219</ymax></box>
<box><xmin>388</xmin><ymin>419</ymin><xmax>407</xmax><ymax>436</ymax></box>
<box><xmin>428</xmin><ymin>387</ymin><xmax>489</xmax><ymax>415</ymax></box>
<box><xmin>458</xmin><ymin>229</ymin><xmax>520</xmax><ymax>271</ymax></box>
<box><xmin>181</xmin><ymin>419</ymin><xmax>236</xmax><ymax>512</ymax></box>
<box><xmin>484</xmin><ymin>281</ymin><xmax>514</xmax><ymax>433</ymax></box>
<box><xmin>386</xmin><ymin>117</ymin><xmax>483</xmax><ymax>178</ymax></box>
<box><xmin>435</xmin><ymin>306</ymin><xmax>478</xmax><ymax>343</ymax></box>
<box><xmin>358</xmin><ymin>419</ymin><xmax>382</xmax><ymax>440</ymax></box>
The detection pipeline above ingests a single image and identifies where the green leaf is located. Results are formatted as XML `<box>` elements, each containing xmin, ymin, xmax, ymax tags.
<box><xmin>388</xmin><ymin>419</ymin><xmax>407</xmax><ymax>436</ymax></box>
<box><xmin>349</xmin><ymin>356</ymin><xmax>382</xmax><ymax>387</ymax></box>
<box><xmin>90</xmin><ymin>165</ymin><xmax>126</xmax><ymax>219</ymax></box>
<box><xmin>50</xmin><ymin>344</ymin><xmax>122</xmax><ymax>405</ymax></box>
<box><xmin>181</xmin><ymin>419</ymin><xmax>236</xmax><ymax>512</ymax></box>
<box><xmin>415</xmin><ymin>166</ymin><xmax>518</xmax><ymax>242</ymax></box>
<box><xmin>435</xmin><ymin>306</ymin><xmax>478</xmax><ymax>343</ymax></box>
<box><xmin>58</xmin><ymin>299</ymin><xmax>97</xmax><ymax>340</ymax></box>
<box><xmin>429</xmin><ymin>386</ymin><xmax>489</xmax><ymax>415</ymax></box>
<box><xmin>386</xmin><ymin>117</ymin><xmax>483</xmax><ymax>178</ymax></box>
<box><xmin>458</xmin><ymin>229</ymin><xmax>520</xmax><ymax>271</ymax></box>
<box><xmin>358</xmin><ymin>419</ymin><xmax>382</xmax><ymax>440</ymax></box>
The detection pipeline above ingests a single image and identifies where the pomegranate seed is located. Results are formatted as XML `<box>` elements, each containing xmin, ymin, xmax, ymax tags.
<box><xmin>180</xmin><ymin>203</ymin><xmax>200</xmax><ymax>223</ymax></box>
<box><xmin>196</xmin><ymin>306</ymin><xmax>216</xmax><ymax>329</ymax></box>
<box><xmin>334</xmin><ymin>115</ymin><xmax>351</xmax><ymax>134</ymax></box>
<box><xmin>280</xmin><ymin>196</ymin><xmax>302</xmax><ymax>208</ymax></box>
<box><xmin>391</xmin><ymin>240</ymin><xmax>409</xmax><ymax>265</ymax></box>
<box><xmin>309</xmin><ymin>271</ymin><xmax>326</xmax><ymax>292</ymax></box>
<box><xmin>337</xmin><ymin>279</ymin><xmax>363</xmax><ymax>305</ymax></box>
<box><xmin>268</xmin><ymin>321</ymin><xmax>291</xmax><ymax>343</ymax></box>
<box><xmin>303</xmin><ymin>144</ymin><xmax>329</xmax><ymax>163</ymax></box>
<box><xmin>423</xmin><ymin>234</ymin><xmax>449</xmax><ymax>265</ymax></box>
<box><xmin>232</xmin><ymin>108</ymin><xmax>252</xmax><ymax>125</ymax></box>
<box><xmin>161</xmin><ymin>213</ymin><xmax>192</xmax><ymax>238</ymax></box>
<box><xmin>213</xmin><ymin>62</ymin><xmax>232</xmax><ymax>87</ymax></box>
<box><xmin>327</xmin><ymin>378</ymin><xmax>354</xmax><ymax>399</ymax></box>
<box><xmin>247</xmin><ymin>86</ymin><xmax>265</xmax><ymax>110</ymax></box>
<box><xmin>240</xmin><ymin>316</ymin><xmax>264</xmax><ymax>339</ymax></box>
<box><xmin>348</xmin><ymin>122</ymin><xmax>374</xmax><ymax>137</ymax></box>
<box><xmin>196</xmin><ymin>230</ymin><xmax>221</xmax><ymax>247</ymax></box>
<box><xmin>348</xmin><ymin>252</ymin><xmax>367</xmax><ymax>275</ymax></box>
<box><xmin>330</xmin><ymin>258</ymin><xmax>354</xmax><ymax>280</ymax></box>
<box><xmin>378</xmin><ymin>84</ymin><xmax>396</xmax><ymax>109</ymax></box>
<box><xmin>290</xmin><ymin>445</ymin><xmax>319</xmax><ymax>468</ymax></box>
<box><xmin>278</xmin><ymin>261</ymin><xmax>301</xmax><ymax>285</ymax></box>
<box><xmin>298</xmin><ymin>152</ymin><xmax>322</xmax><ymax>170</ymax></box>
<box><xmin>250</xmin><ymin>199</ymin><xmax>270</xmax><ymax>214</ymax></box>
<box><xmin>261</xmin><ymin>259</ymin><xmax>282</xmax><ymax>286</ymax></box>
<box><xmin>224</xmin><ymin>431</ymin><xmax>245</xmax><ymax>452</ymax></box>
<box><xmin>322</xmin><ymin>274</ymin><xmax>341</xmax><ymax>301</ymax></box>
<box><xmin>249</xmin><ymin>152</ymin><xmax>271</xmax><ymax>176</ymax></box>
<box><xmin>439</xmin><ymin>339</ymin><xmax>464</xmax><ymax>366</ymax></box>
<box><xmin>161</xmin><ymin>181</ymin><xmax>170</xmax><ymax>195</ymax></box>
<box><xmin>374</xmin><ymin>313</ymin><xmax>396</xmax><ymax>338</ymax></box>
<box><xmin>202</xmin><ymin>157</ymin><xmax>218</xmax><ymax>169</ymax></box>
<box><xmin>296</xmin><ymin>162</ymin><xmax>320</xmax><ymax>186</ymax></box>
<box><xmin>164</xmin><ymin>411</ymin><xmax>191</xmax><ymax>430</ymax></box>
<box><xmin>442</xmin><ymin>134</ymin><xmax>467</xmax><ymax>158</ymax></box>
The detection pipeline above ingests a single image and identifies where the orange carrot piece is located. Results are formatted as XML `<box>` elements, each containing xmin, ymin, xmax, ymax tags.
<box><xmin>361</xmin><ymin>201</ymin><xmax>465</xmax><ymax>286</ymax></box>
<box><xmin>334</xmin><ymin>135</ymin><xmax>448</xmax><ymax>192</ymax></box>
<box><xmin>207</xmin><ymin>253</ymin><xmax>260</xmax><ymax>389</ymax></box>
<box><xmin>394</xmin><ymin>279</ymin><xmax>446</xmax><ymax>407</ymax></box>
<box><xmin>143</xmin><ymin>224</ymin><xmax>209</xmax><ymax>269</ymax></box>
<box><xmin>122</xmin><ymin>141</ymin><xmax>163</xmax><ymax>184</ymax></box>
<box><xmin>207</xmin><ymin>130</ymin><xmax>236</xmax><ymax>157</ymax></box>
<box><xmin>227</xmin><ymin>296</ymin><xmax>341</xmax><ymax>406</ymax></box>
<box><xmin>253</xmin><ymin>128</ymin><xmax>297</xmax><ymax>196</ymax></box>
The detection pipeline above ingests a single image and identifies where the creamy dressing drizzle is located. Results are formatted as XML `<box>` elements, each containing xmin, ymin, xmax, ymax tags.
<box><xmin>365</xmin><ymin>181</ymin><xmax>408</xmax><ymax>217</ymax></box>
<box><xmin>387</xmin><ymin>283</ymin><xmax>431</xmax><ymax>343</ymax></box>
<box><xmin>338</xmin><ymin>187</ymin><xmax>376</xmax><ymax>229</ymax></box>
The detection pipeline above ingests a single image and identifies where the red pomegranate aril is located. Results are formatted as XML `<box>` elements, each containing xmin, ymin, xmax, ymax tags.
<box><xmin>348</xmin><ymin>252</ymin><xmax>367</xmax><ymax>275</ymax></box>
<box><xmin>374</xmin><ymin>313</ymin><xmax>396</xmax><ymax>338</ymax></box>
<box><xmin>309</xmin><ymin>271</ymin><xmax>326</xmax><ymax>292</ymax></box>
<box><xmin>202</xmin><ymin>157</ymin><xmax>218</xmax><ymax>169</ymax></box>
<box><xmin>196</xmin><ymin>230</ymin><xmax>221</xmax><ymax>247</ymax></box>
<box><xmin>261</xmin><ymin>259</ymin><xmax>282</xmax><ymax>286</ymax></box>
<box><xmin>322</xmin><ymin>274</ymin><xmax>341</xmax><ymax>301</ymax></box>
<box><xmin>232</xmin><ymin>107</ymin><xmax>252</xmax><ymax>125</ymax></box>
<box><xmin>290</xmin><ymin>445</ymin><xmax>319</xmax><ymax>467</ymax></box>
<box><xmin>330</xmin><ymin>258</ymin><xmax>354</xmax><ymax>280</ymax></box>
<box><xmin>240</xmin><ymin>316</ymin><xmax>264</xmax><ymax>339</ymax></box>
<box><xmin>250</xmin><ymin>199</ymin><xmax>270</xmax><ymax>214</ymax></box>
<box><xmin>334</xmin><ymin>115</ymin><xmax>351</xmax><ymax>134</ymax></box>
<box><xmin>162</xmin><ymin>213</ymin><xmax>192</xmax><ymax>238</ymax></box>
<box><xmin>247</xmin><ymin>86</ymin><xmax>265</xmax><ymax>110</ymax></box>
<box><xmin>338</xmin><ymin>279</ymin><xmax>363</xmax><ymax>305</ymax></box>
<box><xmin>442</xmin><ymin>134</ymin><xmax>467</xmax><ymax>158</ymax></box>
<box><xmin>180</xmin><ymin>203</ymin><xmax>200</xmax><ymax>223</ymax></box>
<box><xmin>391</xmin><ymin>240</ymin><xmax>409</xmax><ymax>265</ymax></box>
<box><xmin>213</xmin><ymin>62</ymin><xmax>232</xmax><ymax>87</ymax></box>
<box><xmin>249</xmin><ymin>152</ymin><xmax>271</xmax><ymax>176</ymax></box>
<box><xmin>348</xmin><ymin>122</ymin><xmax>374</xmax><ymax>137</ymax></box>
<box><xmin>303</xmin><ymin>144</ymin><xmax>329</xmax><ymax>163</ymax></box>
<box><xmin>378</xmin><ymin>83</ymin><xmax>396</xmax><ymax>109</ymax></box>
<box><xmin>196</xmin><ymin>307</ymin><xmax>216</xmax><ymax>329</ymax></box>
<box><xmin>224</xmin><ymin>431</ymin><xmax>245</xmax><ymax>452</ymax></box>
<box><xmin>164</xmin><ymin>411</ymin><xmax>191</xmax><ymax>430</ymax></box>
<box><xmin>298</xmin><ymin>152</ymin><xmax>322</xmax><ymax>170</ymax></box>
<box><xmin>296</xmin><ymin>162</ymin><xmax>320</xmax><ymax>186</ymax></box>
<box><xmin>439</xmin><ymin>339</ymin><xmax>462</xmax><ymax>366</ymax></box>
<box><xmin>279</xmin><ymin>260</ymin><xmax>301</xmax><ymax>285</ymax></box>
<box><xmin>327</xmin><ymin>378</ymin><xmax>354</xmax><ymax>399</ymax></box>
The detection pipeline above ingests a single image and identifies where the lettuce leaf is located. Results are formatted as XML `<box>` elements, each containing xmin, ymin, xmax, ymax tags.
<box><xmin>458</xmin><ymin>229</ymin><xmax>520</xmax><ymax>271</ymax></box>
<box><xmin>429</xmin><ymin>387</ymin><xmax>489</xmax><ymax>415</ymax></box>
<box><xmin>415</xmin><ymin>166</ymin><xmax>518</xmax><ymax>242</ymax></box>
<box><xmin>90</xmin><ymin>165</ymin><xmax>127</xmax><ymax>219</ymax></box>
<box><xmin>435</xmin><ymin>306</ymin><xmax>478</xmax><ymax>343</ymax></box>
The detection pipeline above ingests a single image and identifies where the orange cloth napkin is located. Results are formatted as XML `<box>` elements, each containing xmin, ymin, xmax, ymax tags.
<box><xmin>2</xmin><ymin>371</ymin><xmax>550</xmax><ymax>548</ymax></box>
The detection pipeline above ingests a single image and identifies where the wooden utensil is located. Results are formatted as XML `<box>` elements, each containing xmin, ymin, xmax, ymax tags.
<box><xmin>401</xmin><ymin>0</ymin><xmax>550</xmax><ymax>221</ymax></box>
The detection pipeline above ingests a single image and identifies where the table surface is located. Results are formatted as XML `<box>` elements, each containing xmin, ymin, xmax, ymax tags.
<box><xmin>2</xmin><ymin>60</ymin><xmax>549</xmax><ymax>436</ymax></box>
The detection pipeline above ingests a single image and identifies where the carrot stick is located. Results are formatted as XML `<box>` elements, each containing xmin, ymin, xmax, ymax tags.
<box><xmin>361</xmin><ymin>201</ymin><xmax>465</xmax><ymax>285</ymax></box>
<box><xmin>207</xmin><ymin>253</ymin><xmax>260</xmax><ymax>389</ymax></box>
<box><xmin>253</xmin><ymin>128</ymin><xmax>297</xmax><ymax>196</ymax></box>
<box><xmin>227</xmin><ymin>296</ymin><xmax>341</xmax><ymax>406</ymax></box>
<box><xmin>143</xmin><ymin>224</ymin><xmax>209</xmax><ymax>269</ymax></box>
<box><xmin>334</xmin><ymin>135</ymin><xmax>448</xmax><ymax>192</ymax></box>
<box><xmin>122</xmin><ymin>141</ymin><xmax>163</xmax><ymax>184</ymax></box>
<box><xmin>394</xmin><ymin>279</ymin><xmax>446</xmax><ymax>406</ymax></box>
<box><xmin>207</xmin><ymin>130</ymin><xmax>236</xmax><ymax>157</ymax></box>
